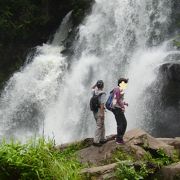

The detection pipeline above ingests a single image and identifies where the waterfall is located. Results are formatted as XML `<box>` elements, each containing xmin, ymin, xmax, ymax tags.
<box><xmin>0</xmin><ymin>0</ymin><xmax>177</xmax><ymax>143</ymax></box>
<box><xmin>0</xmin><ymin>12</ymin><xmax>72</xmax><ymax>141</ymax></box>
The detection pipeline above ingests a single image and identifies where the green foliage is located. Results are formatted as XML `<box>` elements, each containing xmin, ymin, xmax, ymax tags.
<box><xmin>0</xmin><ymin>72</ymin><xmax>6</xmax><ymax>89</ymax></box>
<box><xmin>72</xmin><ymin>0</ymin><xmax>93</xmax><ymax>25</ymax></box>
<box><xmin>173</xmin><ymin>39</ymin><xmax>180</xmax><ymax>49</ymax></box>
<box><xmin>0</xmin><ymin>138</ymin><xmax>83</xmax><ymax>180</ymax></box>
<box><xmin>155</xmin><ymin>149</ymin><xmax>174</xmax><ymax>166</ymax></box>
<box><xmin>67</xmin><ymin>141</ymin><xmax>91</xmax><ymax>152</ymax></box>
<box><xmin>115</xmin><ymin>160</ymin><xmax>151</xmax><ymax>180</ymax></box>
<box><xmin>101</xmin><ymin>147</ymin><xmax>135</xmax><ymax>165</ymax></box>
<box><xmin>174</xmin><ymin>174</ymin><xmax>180</xmax><ymax>180</ymax></box>
<box><xmin>0</xmin><ymin>0</ymin><xmax>94</xmax><ymax>90</ymax></box>
<box><xmin>0</xmin><ymin>0</ymin><xmax>51</xmax><ymax>89</ymax></box>
<box><xmin>112</xmin><ymin>148</ymin><xmax>134</xmax><ymax>162</ymax></box>
<box><xmin>0</xmin><ymin>0</ymin><xmax>93</xmax><ymax>44</ymax></box>
<box><xmin>0</xmin><ymin>0</ymin><xmax>49</xmax><ymax>43</ymax></box>
<box><xmin>115</xmin><ymin>148</ymin><xmax>179</xmax><ymax>180</ymax></box>
<box><xmin>144</xmin><ymin>149</ymin><xmax>177</xmax><ymax>168</ymax></box>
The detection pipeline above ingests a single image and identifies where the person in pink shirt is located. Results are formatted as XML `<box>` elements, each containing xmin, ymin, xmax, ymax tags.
<box><xmin>112</xmin><ymin>78</ymin><xmax>128</xmax><ymax>144</ymax></box>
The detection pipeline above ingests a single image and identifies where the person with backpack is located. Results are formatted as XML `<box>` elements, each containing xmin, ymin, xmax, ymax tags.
<box><xmin>111</xmin><ymin>78</ymin><xmax>129</xmax><ymax>144</ymax></box>
<box><xmin>90</xmin><ymin>80</ymin><xmax>107</xmax><ymax>146</ymax></box>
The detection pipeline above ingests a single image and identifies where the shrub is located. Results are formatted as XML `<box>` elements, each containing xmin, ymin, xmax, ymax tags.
<box><xmin>0</xmin><ymin>138</ymin><xmax>83</xmax><ymax>180</ymax></box>
<box><xmin>115</xmin><ymin>149</ymin><xmax>179</xmax><ymax>180</ymax></box>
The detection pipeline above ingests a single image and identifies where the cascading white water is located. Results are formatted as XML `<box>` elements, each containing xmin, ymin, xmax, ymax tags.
<box><xmin>0</xmin><ymin>13</ymin><xmax>72</xmax><ymax>141</ymax></box>
<box><xmin>0</xmin><ymin>0</ymin><xmax>176</xmax><ymax>143</ymax></box>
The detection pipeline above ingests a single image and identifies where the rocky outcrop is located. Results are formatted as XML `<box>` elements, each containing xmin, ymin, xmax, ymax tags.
<box><xmin>155</xmin><ymin>162</ymin><xmax>180</xmax><ymax>180</ymax></box>
<box><xmin>124</xmin><ymin>129</ymin><xmax>175</xmax><ymax>157</ymax></box>
<box><xmin>157</xmin><ymin>137</ymin><xmax>180</xmax><ymax>150</ymax></box>
<box><xmin>55</xmin><ymin>134</ymin><xmax>116</xmax><ymax>151</ymax></box>
<box><xmin>170</xmin><ymin>0</ymin><xmax>180</xmax><ymax>34</ymax></box>
<box><xmin>64</xmin><ymin>129</ymin><xmax>179</xmax><ymax>179</ymax></box>
<box><xmin>75</xmin><ymin>129</ymin><xmax>176</xmax><ymax>165</ymax></box>
<box><xmin>78</xmin><ymin>140</ymin><xmax>122</xmax><ymax>165</ymax></box>
<box><xmin>80</xmin><ymin>161</ymin><xmax>147</xmax><ymax>179</ymax></box>
<box><xmin>81</xmin><ymin>163</ymin><xmax>117</xmax><ymax>176</ymax></box>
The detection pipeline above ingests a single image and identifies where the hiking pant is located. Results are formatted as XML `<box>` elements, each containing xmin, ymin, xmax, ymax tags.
<box><xmin>112</xmin><ymin>107</ymin><xmax>127</xmax><ymax>141</ymax></box>
<box><xmin>93</xmin><ymin>109</ymin><xmax>105</xmax><ymax>143</ymax></box>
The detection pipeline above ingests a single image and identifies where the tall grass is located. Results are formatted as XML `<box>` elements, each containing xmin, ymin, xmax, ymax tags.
<box><xmin>0</xmin><ymin>138</ymin><xmax>83</xmax><ymax>180</ymax></box>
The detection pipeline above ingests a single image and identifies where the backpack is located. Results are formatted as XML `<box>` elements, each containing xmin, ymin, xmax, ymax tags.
<box><xmin>90</xmin><ymin>92</ymin><xmax>104</xmax><ymax>112</ymax></box>
<box><xmin>105</xmin><ymin>90</ymin><xmax>114</xmax><ymax>111</ymax></box>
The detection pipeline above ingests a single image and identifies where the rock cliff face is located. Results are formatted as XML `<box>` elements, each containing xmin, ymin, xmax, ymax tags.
<box><xmin>0</xmin><ymin>0</ymin><xmax>94</xmax><ymax>89</ymax></box>
<box><xmin>145</xmin><ymin>43</ymin><xmax>180</xmax><ymax>138</ymax></box>
<box><xmin>170</xmin><ymin>0</ymin><xmax>180</xmax><ymax>34</ymax></box>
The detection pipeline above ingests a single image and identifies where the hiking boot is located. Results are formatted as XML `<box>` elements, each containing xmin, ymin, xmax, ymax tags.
<box><xmin>93</xmin><ymin>142</ymin><xmax>102</xmax><ymax>147</ymax></box>
<box><xmin>100</xmin><ymin>139</ymin><xmax>108</xmax><ymax>144</ymax></box>
<box><xmin>116</xmin><ymin>140</ymin><xmax>125</xmax><ymax>145</ymax></box>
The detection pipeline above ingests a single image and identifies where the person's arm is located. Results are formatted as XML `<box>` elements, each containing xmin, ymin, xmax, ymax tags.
<box><xmin>99</xmin><ymin>104</ymin><xmax>105</xmax><ymax>118</ymax></box>
<box><xmin>112</xmin><ymin>88</ymin><xmax>118</xmax><ymax>106</ymax></box>
<box><xmin>91</xmin><ymin>84</ymin><xmax>97</xmax><ymax>95</ymax></box>
<box><xmin>99</xmin><ymin>93</ymin><xmax>106</xmax><ymax>118</ymax></box>
<box><xmin>117</xmin><ymin>89</ymin><xmax>126</xmax><ymax>111</ymax></box>
<box><xmin>120</xmin><ymin>90</ymin><xmax>128</xmax><ymax>107</ymax></box>
<box><xmin>92</xmin><ymin>84</ymin><xmax>97</xmax><ymax>89</ymax></box>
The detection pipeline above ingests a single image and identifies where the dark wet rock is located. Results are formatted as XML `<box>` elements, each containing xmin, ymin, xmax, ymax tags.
<box><xmin>169</xmin><ymin>0</ymin><xmax>180</xmax><ymax>34</ymax></box>
<box><xmin>159</xmin><ymin>63</ymin><xmax>180</xmax><ymax>82</ymax></box>
<box><xmin>142</xmin><ymin>61</ymin><xmax>180</xmax><ymax>138</ymax></box>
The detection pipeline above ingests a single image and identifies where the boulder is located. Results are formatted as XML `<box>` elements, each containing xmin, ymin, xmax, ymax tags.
<box><xmin>155</xmin><ymin>162</ymin><xmax>180</xmax><ymax>180</ymax></box>
<box><xmin>157</xmin><ymin>137</ymin><xmax>180</xmax><ymax>150</ymax></box>
<box><xmin>127</xmin><ymin>144</ymin><xmax>147</xmax><ymax>159</ymax></box>
<box><xmin>77</xmin><ymin>140</ymin><xmax>120</xmax><ymax>165</ymax></box>
<box><xmin>55</xmin><ymin>134</ymin><xmax>116</xmax><ymax>151</ymax></box>
<box><xmin>81</xmin><ymin>163</ymin><xmax>117</xmax><ymax>175</ymax></box>
<box><xmin>124</xmin><ymin>129</ymin><xmax>175</xmax><ymax>157</ymax></box>
<box><xmin>77</xmin><ymin>137</ymin><xmax>147</xmax><ymax>164</ymax></box>
<box><xmin>159</xmin><ymin>63</ymin><xmax>180</xmax><ymax>82</ymax></box>
<box><xmin>81</xmin><ymin>161</ymin><xmax>143</xmax><ymax>179</ymax></box>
